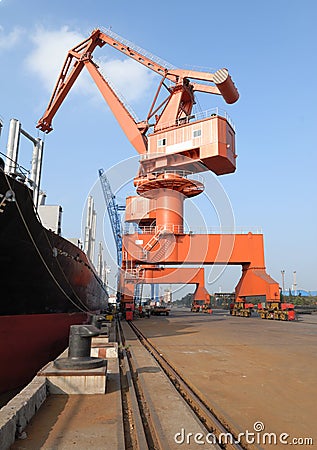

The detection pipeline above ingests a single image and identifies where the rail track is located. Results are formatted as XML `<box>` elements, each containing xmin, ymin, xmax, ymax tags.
<box><xmin>117</xmin><ymin>319</ymin><xmax>161</xmax><ymax>450</ymax></box>
<box><xmin>119</xmin><ymin>318</ymin><xmax>249</xmax><ymax>450</ymax></box>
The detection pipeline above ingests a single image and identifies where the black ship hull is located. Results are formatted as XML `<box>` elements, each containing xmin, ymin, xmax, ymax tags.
<box><xmin>0</xmin><ymin>170</ymin><xmax>108</xmax><ymax>393</ymax></box>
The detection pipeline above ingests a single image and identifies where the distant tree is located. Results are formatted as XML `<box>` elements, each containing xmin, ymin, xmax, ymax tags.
<box><xmin>175</xmin><ymin>293</ymin><xmax>193</xmax><ymax>307</ymax></box>
<box><xmin>293</xmin><ymin>295</ymin><xmax>317</xmax><ymax>307</ymax></box>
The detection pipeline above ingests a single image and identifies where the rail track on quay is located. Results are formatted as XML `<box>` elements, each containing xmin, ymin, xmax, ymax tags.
<box><xmin>117</xmin><ymin>319</ymin><xmax>158</xmax><ymax>450</ymax></box>
<box><xmin>117</xmin><ymin>318</ymin><xmax>248</xmax><ymax>450</ymax></box>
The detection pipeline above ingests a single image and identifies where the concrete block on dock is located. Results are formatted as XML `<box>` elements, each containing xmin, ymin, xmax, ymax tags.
<box><xmin>91</xmin><ymin>335</ymin><xmax>109</xmax><ymax>346</ymax></box>
<box><xmin>0</xmin><ymin>377</ymin><xmax>47</xmax><ymax>449</ymax></box>
<box><xmin>38</xmin><ymin>362</ymin><xmax>107</xmax><ymax>395</ymax></box>
<box><xmin>91</xmin><ymin>342</ymin><xmax>118</xmax><ymax>359</ymax></box>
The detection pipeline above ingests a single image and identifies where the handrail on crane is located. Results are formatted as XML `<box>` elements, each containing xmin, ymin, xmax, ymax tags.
<box><xmin>100</xmin><ymin>27</ymin><xmax>176</xmax><ymax>72</ymax></box>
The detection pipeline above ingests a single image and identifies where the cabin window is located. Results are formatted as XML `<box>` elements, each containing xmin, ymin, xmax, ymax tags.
<box><xmin>158</xmin><ymin>138</ymin><xmax>167</xmax><ymax>147</ymax></box>
<box><xmin>193</xmin><ymin>129</ymin><xmax>201</xmax><ymax>138</ymax></box>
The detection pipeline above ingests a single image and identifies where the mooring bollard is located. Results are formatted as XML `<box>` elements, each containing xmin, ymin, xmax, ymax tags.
<box><xmin>89</xmin><ymin>314</ymin><xmax>106</xmax><ymax>329</ymax></box>
<box><xmin>54</xmin><ymin>324</ymin><xmax>106</xmax><ymax>370</ymax></box>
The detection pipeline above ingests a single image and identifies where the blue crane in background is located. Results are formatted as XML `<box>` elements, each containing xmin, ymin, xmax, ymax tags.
<box><xmin>99</xmin><ymin>168</ymin><xmax>145</xmax><ymax>305</ymax></box>
<box><xmin>99</xmin><ymin>168</ymin><xmax>125</xmax><ymax>267</ymax></box>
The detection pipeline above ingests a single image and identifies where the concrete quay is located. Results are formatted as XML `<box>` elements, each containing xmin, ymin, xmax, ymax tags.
<box><xmin>1</xmin><ymin>316</ymin><xmax>216</xmax><ymax>450</ymax></box>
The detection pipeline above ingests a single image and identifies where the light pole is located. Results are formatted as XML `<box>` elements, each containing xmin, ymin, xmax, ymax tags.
<box><xmin>281</xmin><ymin>270</ymin><xmax>285</xmax><ymax>292</ymax></box>
<box><xmin>293</xmin><ymin>271</ymin><xmax>297</xmax><ymax>295</ymax></box>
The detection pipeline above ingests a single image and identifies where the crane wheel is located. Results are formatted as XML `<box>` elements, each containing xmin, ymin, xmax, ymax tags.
<box><xmin>280</xmin><ymin>313</ymin><xmax>286</xmax><ymax>321</ymax></box>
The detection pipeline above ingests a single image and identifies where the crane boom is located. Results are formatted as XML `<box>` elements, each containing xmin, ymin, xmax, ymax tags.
<box><xmin>37</xmin><ymin>28</ymin><xmax>239</xmax><ymax>155</ymax></box>
<box><xmin>37</xmin><ymin>30</ymin><xmax>103</xmax><ymax>133</ymax></box>
<box><xmin>98</xmin><ymin>28</ymin><xmax>238</xmax><ymax>103</ymax></box>
<box><xmin>98</xmin><ymin>28</ymin><xmax>177</xmax><ymax>83</ymax></box>
<box><xmin>84</xmin><ymin>60</ymin><xmax>148</xmax><ymax>154</ymax></box>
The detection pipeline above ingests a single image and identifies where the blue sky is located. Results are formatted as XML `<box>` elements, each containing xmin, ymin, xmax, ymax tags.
<box><xmin>0</xmin><ymin>0</ymin><xmax>316</xmax><ymax>293</ymax></box>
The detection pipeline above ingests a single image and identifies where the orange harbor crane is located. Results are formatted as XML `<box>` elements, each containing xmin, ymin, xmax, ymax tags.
<box><xmin>37</xmin><ymin>27</ymin><xmax>295</xmax><ymax>321</ymax></box>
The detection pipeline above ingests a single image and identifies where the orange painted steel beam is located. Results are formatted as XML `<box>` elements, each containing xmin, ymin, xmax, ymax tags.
<box><xmin>122</xmin><ymin>232</ymin><xmax>280</xmax><ymax>302</ymax></box>
<box><xmin>141</xmin><ymin>266</ymin><xmax>205</xmax><ymax>283</ymax></box>
<box><xmin>84</xmin><ymin>60</ymin><xmax>148</xmax><ymax>154</ymax></box>
<box><xmin>99</xmin><ymin>29</ymin><xmax>238</xmax><ymax>105</ymax></box>
<box><xmin>123</xmin><ymin>233</ymin><xmax>265</xmax><ymax>266</ymax></box>
<box><xmin>119</xmin><ymin>267</ymin><xmax>210</xmax><ymax>303</ymax></box>
<box><xmin>235</xmin><ymin>266</ymin><xmax>279</xmax><ymax>302</ymax></box>
<box><xmin>142</xmin><ymin>267</ymin><xmax>210</xmax><ymax>302</ymax></box>
<box><xmin>36</xmin><ymin>29</ymin><xmax>103</xmax><ymax>134</ymax></box>
<box><xmin>141</xmin><ymin>267</ymin><xmax>210</xmax><ymax>300</ymax></box>
<box><xmin>172</xmin><ymin>68</ymin><xmax>239</xmax><ymax>104</ymax></box>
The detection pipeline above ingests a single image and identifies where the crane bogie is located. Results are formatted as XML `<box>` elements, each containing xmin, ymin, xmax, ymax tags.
<box><xmin>230</xmin><ymin>301</ymin><xmax>254</xmax><ymax>318</ymax></box>
<box><xmin>230</xmin><ymin>298</ymin><xmax>296</xmax><ymax>321</ymax></box>
<box><xmin>257</xmin><ymin>302</ymin><xmax>296</xmax><ymax>321</ymax></box>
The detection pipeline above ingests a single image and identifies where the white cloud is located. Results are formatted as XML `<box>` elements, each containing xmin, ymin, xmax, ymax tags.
<box><xmin>0</xmin><ymin>26</ymin><xmax>24</xmax><ymax>50</ymax></box>
<box><xmin>98</xmin><ymin>57</ymin><xmax>156</xmax><ymax>104</ymax></box>
<box><xmin>25</xmin><ymin>26</ymin><xmax>156</xmax><ymax>107</ymax></box>
<box><xmin>25</xmin><ymin>26</ymin><xmax>89</xmax><ymax>93</ymax></box>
